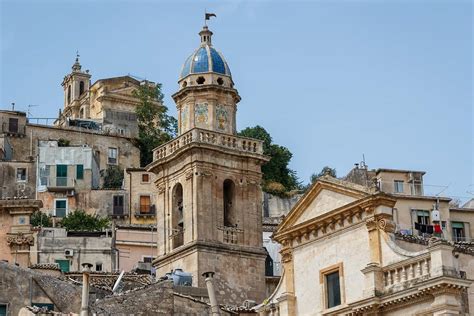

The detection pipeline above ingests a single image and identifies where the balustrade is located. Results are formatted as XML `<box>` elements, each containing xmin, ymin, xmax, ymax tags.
<box><xmin>383</xmin><ymin>255</ymin><xmax>431</xmax><ymax>291</ymax></box>
<box><xmin>153</xmin><ymin>128</ymin><xmax>264</xmax><ymax>161</ymax></box>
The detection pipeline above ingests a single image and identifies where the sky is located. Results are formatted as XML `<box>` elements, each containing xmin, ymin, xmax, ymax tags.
<box><xmin>1</xmin><ymin>0</ymin><xmax>472</xmax><ymax>202</ymax></box>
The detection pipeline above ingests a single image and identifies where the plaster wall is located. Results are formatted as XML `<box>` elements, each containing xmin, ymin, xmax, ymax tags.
<box><xmin>0</xmin><ymin>161</ymin><xmax>36</xmax><ymax>199</ymax></box>
<box><xmin>262</xmin><ymin>192</ymin><xmax>301</xmax><ymax>218</ymax></box>
<box><xmin>393</xmin><ymin>198</ymin><xmax>451</xmax><ymax>237</ymax></box>
<box><xmin>115</xmin><ymin>228</ymin><xmax>157</xmax><ymax>271</ymax></box>
<box><xmin>38</xmin><ymin>234</ymin><xmax>113</xmax><ymax>272</ymax></box>
<box><xmin>293</xmin><ymin>224</ymin><xmax>370</xmax><ymax>315</ymax></box>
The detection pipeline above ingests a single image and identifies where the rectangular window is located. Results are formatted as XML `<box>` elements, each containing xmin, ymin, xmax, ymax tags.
<box><xmin>16</xmin><ymin>168</ymin><xmax>27</xmax><ymax>182</ymax></box>
<box><xmin>55</xmin><ymin>259</ymin><xmax>69</xmax><ymax>272</ymax></box>
<box><xmin>452</xmin><ymin>222</ymin><xmax>465</xmax><ymax>242</ymax></box>
<box><xmin>326</xmin><ymin>271</ymin><xmax>341</xmax><ymax>308</ymax></box>
<box><xmin>55</xmin><ymin>199</ymin><xmax>67</xmax><ymax>217</ymax></box>
<box><xmin>416</xmin><ymin>210</ymin><xmax>430</xmax><ymax>225</ymax></box>
<box><xmin>113</xmin><ymin>195</ymin><xmax>124</xmax><ymax>215</ymax></box>
<box><xmin>140</xmin><ymin>196</ymin><xmax>151</xmax><ymax>213</ymax></box>
<box><xmin>39</xmin><ymin>166</ymin><xmax>50</xmax><ymax>186</ymax></box>
<box><xmin>143</xmin><ymin>256</ymin><xmax>155</xmax><ymax>263</ymax></box>
<box><xmin>9</xmin><ymin>117</ymin><xmax>18</xmax><ymax>133</ymax></box>
<box><xmin>142</xmin><ymin>173</ymin><xmax>150</xmax><ymax>183</ymax></box>
<box><xmin>76</xmin><ymin>164</ymin><xmax>84</xmax><ymax>180</ymax></box>
<box><xmin>108</xmin><ymin>147</ymin><xmax>118</xmax><ymax>165</ymax></box>
<box><xmin>394</xmin><ymin>180</ymin><xmax>404</xmax><ymax>193</ymax></box>
<box><xmin>56</xmin><ymin>164</ymin><xmax>68</xmax><ymax>186</ymax></box>
<box><xmin>96</xmin><ymin>263</ymin><xmax>103</xmax><ymax>272</ymax></box>
<box><xmin>320</xmin><ymin>263</ymin><xmax>344</xmax><ymax>310</ymax></box>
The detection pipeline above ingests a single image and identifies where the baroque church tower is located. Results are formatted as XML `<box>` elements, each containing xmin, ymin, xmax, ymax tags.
<box><xmin>148</xmin><ymin>25</ymin><xmax>268</xmax><ymax>305</ymax></box>
<box><xmin>61</xmin><ymin>54</ymin><xmax>91</xmax><ymax>119</ymax></box>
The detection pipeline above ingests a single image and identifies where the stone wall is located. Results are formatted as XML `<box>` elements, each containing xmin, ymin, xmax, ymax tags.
<box><xmin>0</xmin><ymin>262</ymin><xmax>81</xmax><ymax>315</ymax></box>
<box><xmin>90</xmin><ymin>280</ymin><xmax>233</xmax><ymax>315</ymax></box>
<box><xmin>262</xmin><ymin>192</ymin><xmax>301</xmax><ymax>218</ymax></box>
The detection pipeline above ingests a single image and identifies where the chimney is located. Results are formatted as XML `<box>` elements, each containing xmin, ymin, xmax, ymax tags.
<box><xmin>80</xmin><ymin>263</ymin><xmax>93</xmax><ymax>316</ymax></box>
<box><xmin>202</xmin><ymin>271</ymin><xmax>220</xmax><ymax>315</ymax></box>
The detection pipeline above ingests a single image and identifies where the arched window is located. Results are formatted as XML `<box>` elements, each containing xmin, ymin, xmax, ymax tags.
<box><xmin>67</xmin><ymin>85</ymin><xmax>71</xmax><ymax>104</ymax></box>
<box><xmin>172</xmin><ymin>183</ymin><xmax>184</xmax><ymax>249</ymax></box>
<box><xmin>79</xmin><ymin>81</ymin><xmax>85</xmax><ymax>95</ymax></box>
<box><xmin>265</xmin><ymin>252</ymin><xmax>274</xmax><ymax>276</ymax></box>
<box><xmin>223</xmin><ymin>179</ymin><xmax>236</xmax><ymax>227</ymax></box>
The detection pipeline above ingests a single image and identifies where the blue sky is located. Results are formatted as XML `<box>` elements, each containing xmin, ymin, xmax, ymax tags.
<box><xmin>1</xmin><ymin>0</ymin><xmax>472</xmax><ymax>202</ymax></box>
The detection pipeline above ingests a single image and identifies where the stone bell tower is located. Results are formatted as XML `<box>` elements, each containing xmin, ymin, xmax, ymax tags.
<box><xmin>61</xmin><ymin>53</ymin><xmax>91</xmax><ymax>117</ymax></box>
<box><xmin>147</xmin><ymin>25</ymin><xmax>268</xmax><ymax>305</ymax></box>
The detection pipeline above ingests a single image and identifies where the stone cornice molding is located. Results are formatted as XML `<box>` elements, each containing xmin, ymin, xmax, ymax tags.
<box><xmin>276</xmin><ymin>179</ymin><xmax>378</xmax><ymax>233</ymax></box>
<box><xmin>172</xmin><ymin>84</ymin><xmax>241</xmax><ymax>104</ymax></box>
<box><xmin>273</xmin><ymin>194</ymin><xmax>396</xmax><ymax>245</ymax></box>
<box><xmin>0</xmin><ymin>199</ymin><xmax>43</xmax><ymax>210</ymax></box>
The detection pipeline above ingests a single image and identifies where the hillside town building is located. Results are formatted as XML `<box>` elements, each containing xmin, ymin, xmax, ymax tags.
<box><xmin>0</xmin><ymin>21</ymin><xmax>472</xmax><ymax>315</ymax></box>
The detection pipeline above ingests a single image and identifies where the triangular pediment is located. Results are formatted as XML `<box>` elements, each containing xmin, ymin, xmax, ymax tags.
<box><xmin>277</xmin><ymin>176</ymin><xmax>372</xmax><ymax>233</ymax></box>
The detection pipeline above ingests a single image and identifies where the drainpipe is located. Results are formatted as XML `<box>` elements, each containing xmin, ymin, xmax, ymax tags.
<box><xmin>80</xmin><ymin>263</ymin><xmax>93</xmax><ymax>316</ymax></box>
<box><xmin>202</xmin><ymin>271</ymin><xmax>220</xmax><ymax>316</ymax></box>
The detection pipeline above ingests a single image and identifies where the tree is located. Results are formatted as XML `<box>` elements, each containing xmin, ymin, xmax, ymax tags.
<box><xmin>60</xmin><ymin>210</ymin><xmax>110</xmax><ymax>232</ymax></box>
<box><xmin>310</xmin><ymin>166</ymin><xmax>337</xmax><ymax>183</ymax></box>
<box><xmin>238</xmin><ymin>125</ymin><xmax>300</xmax><ymax>194</ymax></box>
<box><xmin>133</xmin><ymin>82</ymin><xmax>178</xmax><ymax>166</ymax></box>
<box><xmin>103</xmin><ymin>165</ymin><xmax>124</xmax><ymax>189</ymax></box>
<box><xmin>30</xmin><ymin>211</ymin><xmax>52</xmax><ymax>227</ymax></box>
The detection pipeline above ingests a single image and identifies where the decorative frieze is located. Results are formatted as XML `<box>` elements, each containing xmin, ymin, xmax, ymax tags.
<box><xmin>6</xmin><ymin>233</ymin><xmax>34</xmax><ymax>247</ymax></box>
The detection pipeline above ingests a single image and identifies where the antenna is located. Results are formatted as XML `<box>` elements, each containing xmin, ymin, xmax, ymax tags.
<box><xmin>27</xmin><ymin>104</ymin><xmax>39</xmax><ymax>117</ymax></box>
<box><xmin>11</xmin><ymin>102</ymin><xmax>15</xmax><ymax>111</ymax></box>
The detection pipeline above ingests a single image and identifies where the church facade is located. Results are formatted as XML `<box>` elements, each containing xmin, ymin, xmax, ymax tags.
<box><xmin>147</xmin><ymin>25</ymin><xmax>269</xmax><ymax>305</ymax></box>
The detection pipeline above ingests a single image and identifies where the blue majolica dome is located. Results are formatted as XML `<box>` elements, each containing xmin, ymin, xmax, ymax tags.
<box><xmin>179</xmin><ymin>26</ymin><xmax>232</xmax><ymax>79</ymax></box>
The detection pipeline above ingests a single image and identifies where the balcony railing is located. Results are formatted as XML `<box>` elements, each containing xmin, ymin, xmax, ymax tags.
<box><xmin>1</xmin><ymin>122</ymin><xmax>26</xmax><ymax>136</ymax></box>
<box><xmin>46</xmin><ymin>177</ymin><xmax>75</xmax><ymax>189</ymax></box>
<box><xmin>112</xmin><ymin>206</ymin><xmax>127</xmax><ymax>217</ymax></box>
<box><xmin>218</xmin><ymin>225</ymin><xmax>243</xmax><ymax>244</ymax></box>
<box><xmin>134</xmin><ymin>205</ymin><xmax>156</xmax><ymax>217</ymax></box>
<box><xmin>383</xmin><ymin>254</ymin><xmax>431</xmax><ymax>292</ymax></box>
<box><xmin>153</xmin><ymin>128</ymin><xmax>264</xmax><ymax>162</ymax></box>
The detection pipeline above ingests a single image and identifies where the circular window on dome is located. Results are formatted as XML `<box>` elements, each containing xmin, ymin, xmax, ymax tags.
<box><xmin>182</xmin><ymin>81</ymin><xmax>188</xmax><ymax>88</ymax></box>
<box><xmin>217</xmin><ymin>77</ymin><xmax>224</xmax><ymax>86</ymax></box>
<box><xmin>196</xmin><ymin>76</ymin><xmax>205</xmax><ymax>85</ymax></box>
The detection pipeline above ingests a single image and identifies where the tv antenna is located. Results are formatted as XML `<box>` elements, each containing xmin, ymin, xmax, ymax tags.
<box><xmin>27</xmin><ymin>104</ymin><xmax>39</xmax><ymax>117</ymax></box>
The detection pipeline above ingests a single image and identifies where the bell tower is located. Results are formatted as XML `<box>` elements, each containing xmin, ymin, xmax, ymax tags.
<box><xmin>148</xmin><ymin>25</ymin><xmax>268</xmax><ymax>305</ymax></box>
<box><xmin>61</xmin><ymin>53</ymin><xmax>91</xmax><ymax>118</ymax></box>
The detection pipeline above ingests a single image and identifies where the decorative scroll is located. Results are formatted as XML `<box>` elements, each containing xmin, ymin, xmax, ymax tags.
<box><xmin>6</xmin><ymin>233</ymin><xmax>34</xmax><ymax>246</ymax></box>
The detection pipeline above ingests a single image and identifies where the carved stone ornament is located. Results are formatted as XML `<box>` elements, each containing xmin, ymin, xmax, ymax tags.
<box><xmin>158</xmin><ymin>185</ymin><xmax>165</xmax><ymax>195</ymax></box>
<box><xmin>280</xmin><ymin>248</ymin><xmax>293</xmax><ymax>263</ymax></box>
<box><xmin>6</xmin><ymin>233</ymin><xmax>34</xmax><ymax>246</ymax></box>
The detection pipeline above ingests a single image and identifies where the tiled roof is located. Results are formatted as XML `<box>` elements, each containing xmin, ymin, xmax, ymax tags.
<box><xmin>29</xmin><ymin>263</ymin><xmax>61</xmax><ymax>271</ymax></box>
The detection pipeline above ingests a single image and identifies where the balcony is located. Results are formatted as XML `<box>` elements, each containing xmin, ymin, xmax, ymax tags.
<box><xmin>111</xmin><ymin>206</ymin><xmax>128</xmax><ymax>218</ymax></box>
<box><xmin>217</xmin><ymin>225</ymin><xmax>243</xmax><ymax>244</ymax></box>
<box><xmin>152</xmin><ymin>128</ymin><xmax>265</xmax><ymax>163</ymax></box>
<box><xmin>46</xmin><ymin>177</ymin><xmax>75</xmax><ymax>191</ymax></box>
<box><xmin>1</xmin><ymin>121</ymin><xmax>26</xmax><ymax>136</ymax></box>
<box><xmin>134</xmin><ymin>205</ymin><xmax>156</xmax><ymax>218</ymax></box>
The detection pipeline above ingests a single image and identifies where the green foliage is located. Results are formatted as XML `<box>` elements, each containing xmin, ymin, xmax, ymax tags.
<box><xmin>57</xmin><ymin>139</ymin><xmax>70</xmax><ymax>147</ymax></box>
<box><xmin>103</xmin><ymin>165</ymin><xmax>124</xmax><ymax>189</ymax></box>
<box><xmin>238</xmin><ymin>125</ymin><xmax>301</xmax><ymax>194</ymax></box>
<box><xmin>60</xmin><ymin>210</ymin><xmax>110</xmax><ymax>232</ymax></box>
<box><xmin>133</xmin><ymin>82</ymin><xmax>178</xmax><ymax>166</ymax></box>
<box><xmin>310</xmin><ymin>166</ymin><xmax>337</xmax><ymax>183</ymax></box>
<box><xmin>30</xmin><ymin>211</ymin><xmax>52</xmax><ymax>227</ymax></box>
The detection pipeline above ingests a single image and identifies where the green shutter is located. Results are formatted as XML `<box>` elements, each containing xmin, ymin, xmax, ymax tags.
<box><xmin>0</xmin><ymin>305</ymin><xmax>6</xmax><ymax>316</ymax></box>
<box><xmin>76</xmin><ymin>165</ymin><xmax>84</xmax><ymax>180</ymax></box>
<box><xmin>452</xmin><ymin>222</ymin><xmax>465</xmax><ymax>229</ymax></box>
<box><xmin>55</xmin><ymin>259</ymin><xmax>69</xmax><ymax>272</ymax></box>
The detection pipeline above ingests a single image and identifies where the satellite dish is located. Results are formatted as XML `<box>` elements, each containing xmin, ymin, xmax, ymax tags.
<box><xmin>112</xmin><ymin>270</ymin><xmax>125</xmax><ymax>293</ymax></box>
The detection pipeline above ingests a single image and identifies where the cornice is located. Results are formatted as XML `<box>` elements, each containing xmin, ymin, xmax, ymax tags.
<box><xmin>273</xmin><ymin>194</ymin><xmax>396</xmax><ymax>245</ymax></box>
